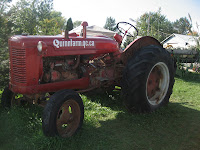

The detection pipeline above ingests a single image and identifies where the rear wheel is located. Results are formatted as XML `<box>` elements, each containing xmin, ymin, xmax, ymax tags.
<box><xmin>42</xmin><ymin>89</ymin><xmax>84</xmax><ymax>138</ymax></box>
<box><xmin>122</xmin><ymin>45</ymin><xmax>175</xmax><ymax>112</ymax></box>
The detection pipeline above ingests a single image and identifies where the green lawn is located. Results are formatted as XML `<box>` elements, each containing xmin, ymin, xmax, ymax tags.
<box><xmin>0</xmin><ymin>71</ymin><xmax>200</xmax><ymax>150</ymax></box>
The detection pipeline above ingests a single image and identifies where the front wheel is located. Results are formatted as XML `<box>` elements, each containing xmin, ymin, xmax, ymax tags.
<box><xmin>42</xmin><ymin>89</ymin><xmax>84</xmax><ymax>138</ymax></box>
<box><xmin>122</xmin><ymin>45</ymin><xmax>175</xmax><ymax>113</ymax></box>
<box><xmin>1</xmin><ymin>87</ymin><xmax>23</xmax><ymax>108</ymax></box>
<box><xmin>1</xmin><ymin>87</ymin><xmax>14</xmax><ymax>108</ymax></box>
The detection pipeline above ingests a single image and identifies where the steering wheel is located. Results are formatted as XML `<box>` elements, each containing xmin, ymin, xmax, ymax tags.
<box><xmin>116</xmin><ymin>22</ymin><xmax>138</xmax><ymax>37</ymax></box>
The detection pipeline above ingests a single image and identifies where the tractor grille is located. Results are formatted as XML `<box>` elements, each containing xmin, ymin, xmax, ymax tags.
<box><xmin>10</xmin><ymin>48</ymin><xmax>27</xmax><ymax>83</ymax></box>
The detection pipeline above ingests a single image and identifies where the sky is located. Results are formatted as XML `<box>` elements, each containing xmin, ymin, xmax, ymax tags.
<box><xmin>53</xmin><ymin>0</ymin><xmax>200</xmax><ymax>31</ymax></box>
<box><xmin>10</xmin><ymin>0</ymin><xmax>200</xmax><ymax>31</ymax></box>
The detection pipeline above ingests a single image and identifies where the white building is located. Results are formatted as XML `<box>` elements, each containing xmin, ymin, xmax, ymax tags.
<box><xmin>162</xmin><ymin>33</ymin><xmax>198</xmax><ymax>49</ymax></box>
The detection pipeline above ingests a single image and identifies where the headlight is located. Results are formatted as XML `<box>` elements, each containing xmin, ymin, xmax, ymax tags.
<box><xmin>37</xmin><ymin>41</ymin><xmax>47</xmax><ymax>52</ymax></box>
<box><xmin>37</xmin><ymin>41</ymin><xmax>43</xmax><ymax>52</ymax></box>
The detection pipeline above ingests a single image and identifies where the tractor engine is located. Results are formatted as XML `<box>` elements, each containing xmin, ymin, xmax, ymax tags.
<box><xmin>42</xmin><ymin>56</ymin><xmax>79</xmax><ymax>83</ymax></box>
<box><xmin>85</xmin><ymin>54</ymin><xmax>117</xmax><ymax>88</ymax></box>
<box><xmin>41</xmin><ymin>54</ymin><xmax>117</xmax><ymax>89</ymax></box>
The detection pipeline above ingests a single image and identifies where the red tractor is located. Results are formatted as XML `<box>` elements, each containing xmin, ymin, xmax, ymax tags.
<box><xmin>2</xmin><ymin>21</ymin><xmax>175</xmax><ymax>138</ymax></box>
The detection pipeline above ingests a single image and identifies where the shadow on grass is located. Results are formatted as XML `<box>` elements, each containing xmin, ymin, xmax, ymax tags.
<box><xmin>81</xmin><ymin>101</ymin><xmax>200</xmax><ymax>150</ymax></box>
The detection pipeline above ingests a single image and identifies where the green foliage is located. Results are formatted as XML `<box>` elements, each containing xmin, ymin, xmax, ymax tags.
<box><xmin>136</xmin><ymin>9</ymin><xmax>174</xmax><ymax>42</ymax></box>
<box><xmin>9</xmin><ymin>0</ymin><xmax>64</xmax><ymax>35</ymax></box>
<box><xmin>123</xmin><ymin>36</ymin><xmax>133</xmax><ymax>48</ymax></box>
<box><xmin>9</xmin><ymin>0</ymin><xmax>41</xmax><ymax>35</ymax></box>
<box><xmin>66</xmin><ymin>17</ymin><xmax>73</xmax><ymax>31</ymax></box>
<box><xmin>104</xmin><ymin>16</ymin><xmax>116</xmax><ymax>31</ymax></box>
<box><xmin>0</xmin><ymin>0</ymin><xmax>12</xmax><ymax>44</ymax></box>
<box><xmin>196</xmin><ymin>38</ymin><xmax>200</xmax><ymax>51</ymax></box>
<box><xmin>0</xmin><ymin>56</ymin><xmax>9</xmax><ymax>89</ymax></box>
<box><xmin>136</xmin><ymin>9</ymin><xmax>193</xmax><ymax>42</ymax></box>
<box><xmin>73</xmin><ymin>20</ymin><xmax>82</xmax><ymax>28</ymax></box>
<box><xmin>0</xmin><ymin>0</ymin><xmax>12</xmax><ymax>88</ymax></box>
<box><xmin>0</xmin><ymin>16</ymin><xmax>11</xmax><ymax>46</ymax></box>
<box><xmin>38</xmin><ymin>11</ymin><xmax>65</xmax><ymax>35</ymax></box>
<box><xmin>173</xmin><ymin>17</ymin><xmax>192</xmax><ymax>35</ymax></box>
<box><xmin>187</xmin><ymin>14</ymin><xmax>200</xmax><ymax>51</ymax></box>
<box><xmin>0</xmin><ymin>0</ymin><xmax>12</xmax><ymax>14</ymax></box>
<box><xmin>37</xmin><ymin>0</ymin><xmax>53</xmax><ymax>20</ymax></box>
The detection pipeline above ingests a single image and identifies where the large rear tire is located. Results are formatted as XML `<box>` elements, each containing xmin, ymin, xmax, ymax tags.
<box><xmin>42</xmin><ymin>89</ymin><xmax>84</xmax><ymax>138</ymax></box>
<box><xmin>122</xmin><ymin>45</ymin><xmax>175</xmax><ymax>113</ymax></box>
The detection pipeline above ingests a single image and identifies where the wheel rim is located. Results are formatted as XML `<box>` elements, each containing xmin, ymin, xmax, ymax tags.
<box><xmin>56</xmin><ymin>99</ymin><xmax>81</xmax><ymax>137</ymax></box>
<box><xmin>146</xmin><ymin>62</ymin><xmax>170</xmax><ymax>106</ymax></box>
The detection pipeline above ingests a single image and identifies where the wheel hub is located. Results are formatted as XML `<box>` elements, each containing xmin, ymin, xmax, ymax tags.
<box><xmin>56</xmin><ymin>99</ymin><xmax>81</xmax><ymax>137</ymax></box>
<box><xmin>146</xmin><ymin>62</ymin><xmax>170</xmax><ymax>105</ymax></box>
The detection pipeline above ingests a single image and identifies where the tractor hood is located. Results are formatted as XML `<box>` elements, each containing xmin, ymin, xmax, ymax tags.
<box><xmin>9</xmin><ymin>35</ymin><xmax>119</xmax><ymax>56</ymax></box>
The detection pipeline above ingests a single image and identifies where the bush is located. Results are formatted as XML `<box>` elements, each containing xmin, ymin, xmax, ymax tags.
<box><xmin>0</xmin><ymin>47</ymin><xmax>9</xmax><ymax>89</ymax></box>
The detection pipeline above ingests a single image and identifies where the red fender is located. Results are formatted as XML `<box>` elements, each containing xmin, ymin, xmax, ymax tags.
<box><xmin>121</xmin><ymin>36</ymin><xmax>162</xmax><ymax>64</ymax></box>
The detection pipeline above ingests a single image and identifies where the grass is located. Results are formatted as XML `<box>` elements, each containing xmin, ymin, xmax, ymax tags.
<box><xmin>0</xmin><ymin>71</ymin><xmax>200</xmax><ymax>150</ymax></box>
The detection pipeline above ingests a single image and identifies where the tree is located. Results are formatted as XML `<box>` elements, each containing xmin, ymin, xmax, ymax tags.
<box><xmin>186</xmin><ymin>15</ymin><xmax>200</xmax><ymax>51</ymax></box>
<box><xmin>0</xmin><ymin>0</ymin><xmax>12</xmax><ymax>88</ymax></box>
<box><xmin>173</xmin><ymin>17</ymin><xmax>192</xmax><ymax>35</ymax></box>
<box><xmin>73</xmin><ymin>20</ymin><xmax>81</xmax><ymax>28</ymax></box>
<box><xmin>0</xmin><ymin>0</ymin><xmax>12</xmax><ymax>44</ymax></box>
<box><xmin>9</xmin><ymin>0</ymin><xmax>55</xmax><ymax>35</ymax></box>
<box><xmin>136</xmin><ymin>9</ymin><xmax>174</xmax><ymax>42</ymax></box>
<box><xmin>0</xmin><ymin>0</ymin><xmax>12</xmax><ymax>15</ymax></box>
<box><xmin>0</xmin><ymin>16</ymin><xmax>12</xmax><ymax>46</ymax></box>
<box><xmin>104</xmin><ymin>17</ymin><xmax>116</xmax><ymax>31</ymax></box>
<box><xmin>66</xmin><ymin>17</ymin><xmax>73</xmax><ymax>31</ymax></box>
<box><xmin>37</xmin><ymin>0</ymin><xmax>53</xmax><ymax>21</ymax></box>
<box><xmin>9</xmin><ymin>0</ymin><xmax>38</xmax><ymax>35</ymax></box>
<box><xmin>38</xmin><ymin>11</ymin><xmax>65</xmax><ymax>35</ymax></box>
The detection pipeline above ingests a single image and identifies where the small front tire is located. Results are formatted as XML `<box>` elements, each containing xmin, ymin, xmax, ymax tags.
<box><xmin>1</xmin><ymin>87</ymin><xmax>14</xmax><ymax>108</ymax></box>
<box><xmin>42</xmin><ymin>89</ymin><xmax>84</xmax><ymax>138</ymax></box>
